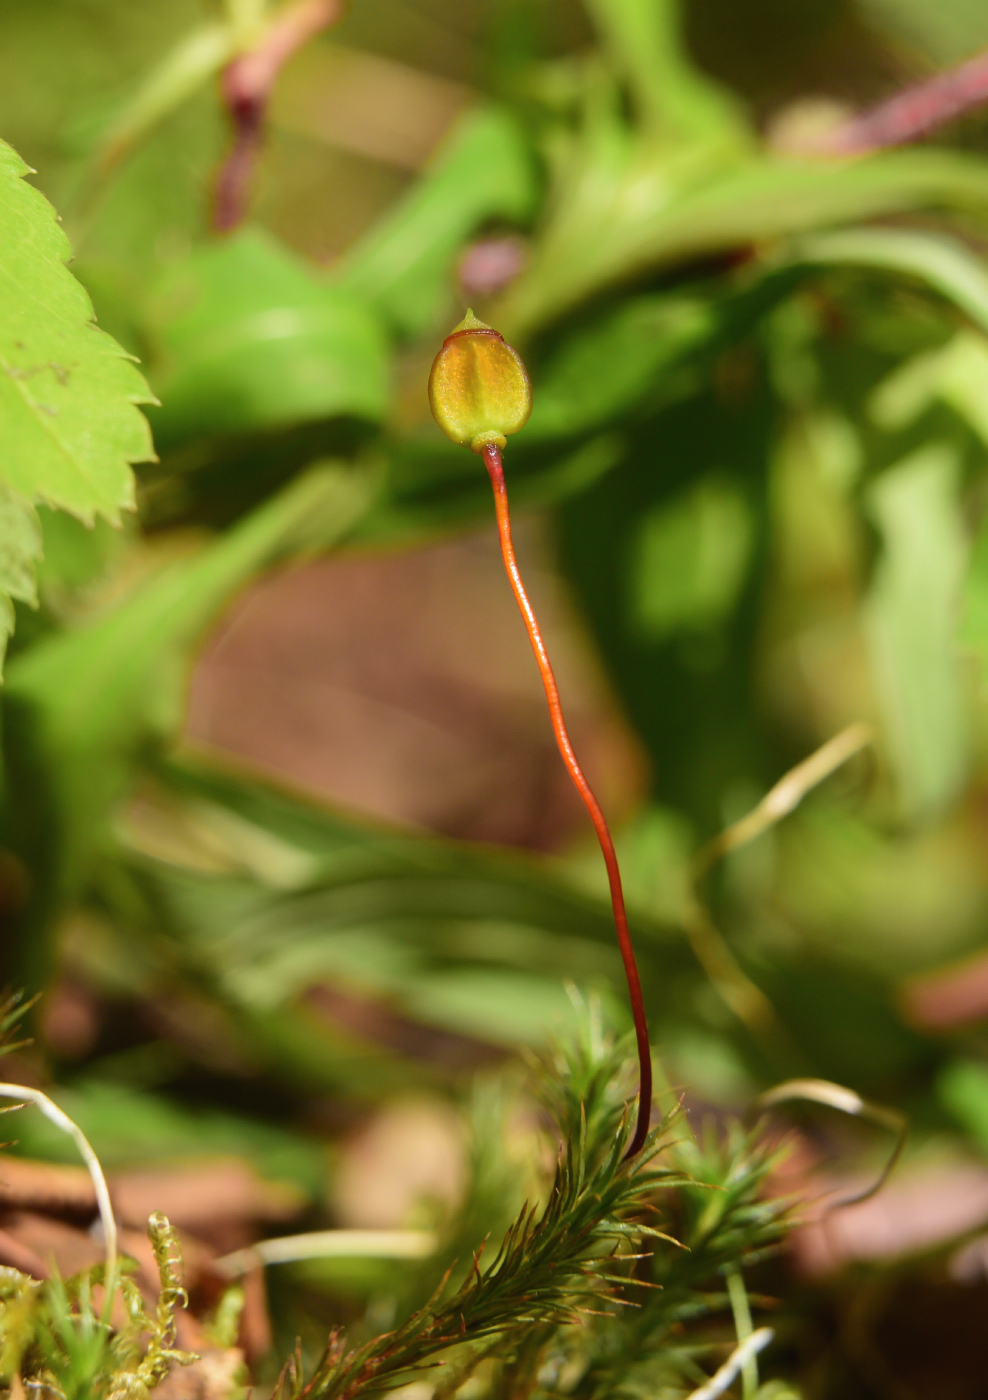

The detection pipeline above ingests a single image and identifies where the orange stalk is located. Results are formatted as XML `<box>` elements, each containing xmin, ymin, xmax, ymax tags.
<box><xmin>483</xmin><ymin>443</ymin><xmax>652</xmax><ymax>1156</ymax></box>
<box><xmin>428</xmin><ymin>311</ymin><xmax>653</xmax><ymax>1153</ymax></box>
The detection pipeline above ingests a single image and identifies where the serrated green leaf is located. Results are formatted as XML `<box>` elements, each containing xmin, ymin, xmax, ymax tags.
<box><xmin>0</xmin><ymin>139</ymin><xmax>154</xmax><ymax>520</ymax></box>
<box><xmin>0</xmin><ymin>137</ymin><xmax>155</xmax><ymax>671</ymax></box>
<box><xmin>34</xmin><ymin>505</ymin><xmax>127</xmax><ymax>597</ymax></box>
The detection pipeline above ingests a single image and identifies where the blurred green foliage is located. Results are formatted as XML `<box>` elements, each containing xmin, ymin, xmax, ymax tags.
<box><xmin>6</xmin><ymin>0</ymin><xmax>988</xmax><ymax>1393</ymax></box>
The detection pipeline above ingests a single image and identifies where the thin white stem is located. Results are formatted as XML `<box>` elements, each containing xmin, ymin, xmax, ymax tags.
<box><xmin>751</xmin><ymin>1078</ymin><xmax>907</xmax><ymax>1209</ymax></box>
<box><xmin>214</xmin><ymin>1228</ymin><xmax>437</xmax><ymax>1278</ymax></box>
<box><xmin>685</xmin><ymin>1328</ymin><xmax>775</xmax><ymax>1400</ymax></box>
<box><xmin>0</xmin><ymin>1085</ymin><xmax>117</xmax><ymax>1314</ymax></box>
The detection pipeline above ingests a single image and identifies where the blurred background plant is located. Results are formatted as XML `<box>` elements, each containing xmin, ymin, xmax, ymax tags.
<box><xmin>7</xmin><ymin>0</ymin><xmax>988</xmax><ymax>1393</ymax></box>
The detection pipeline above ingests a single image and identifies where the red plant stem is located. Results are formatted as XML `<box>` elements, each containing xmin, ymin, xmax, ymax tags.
<box><xmin>215</xmin><ymin>0</ymin><xmax>342</xmax><ymax>231</ymax></box>
<box><xmin>817</xmin><ymin>46</ymin><xmax>988</xmax><ymax>155</ymax></box>
<box><xmin>483</xmin><ymin>443</ymin><xmax>652</xmax><ymax>1156</ymax></box>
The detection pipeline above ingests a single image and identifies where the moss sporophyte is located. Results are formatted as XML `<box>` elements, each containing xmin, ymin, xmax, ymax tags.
<box><xmin>429</xmin><ymin>312</ymin><xmax>653</xmax><ymax>1156</ymax></box>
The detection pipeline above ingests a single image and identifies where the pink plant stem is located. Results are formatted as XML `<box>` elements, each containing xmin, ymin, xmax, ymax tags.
<box><xmin>215</xmin><ymin>0</ymin><xmax>342</xmax><ymax>232</ymax></box>
<box><xmin>818</xmin><ymin>46</ymin><xmax>988</xmax><ymax>155</ymax></box>
<box><xmin>483</xmin><ymin>443</ymin><xmax>652</xmax><ymax>1156</ymax></box>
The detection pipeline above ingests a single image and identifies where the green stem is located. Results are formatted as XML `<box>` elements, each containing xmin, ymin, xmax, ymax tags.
<box><xmin>726</xmin><ymin>1268</ymin><xmax>757</xmax><ymax>1400</ymax></box>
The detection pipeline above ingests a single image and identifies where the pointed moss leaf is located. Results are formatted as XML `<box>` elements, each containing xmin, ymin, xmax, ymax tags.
<box><xmin>0</xmin><ymin>484</ymin><xmax>42</xmax><ymax>668</ymax></box>
<box><xmin>0</xmin><ymin>139</ymin><xmax>154</xmax><ymax>521</ymax></box>
<box><xmin>145</xmin><ymin>228</ymin><xmax>390</xmax><ymax>449</ymax></box>
<box><xmin>338</xmin><ymin>106</ymin><xmax>538</xmax><ymax>339</ymax></box>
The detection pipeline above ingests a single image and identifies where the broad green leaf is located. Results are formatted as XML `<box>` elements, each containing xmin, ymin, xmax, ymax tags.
<box><xmin>105</xmin><ymin>756</ymin><xmax>935</xmax><ymax>1098</ymax></box>
<box><xmin>356</xmin><ymin>273</ymin><xmax>800</xmax><ymax>546</ymax></box>
<box><xmin>556</xmin><ymin>379</ymin><xmax>774</xmax><ymax>831</ymax></box>
<box><xmin>630</xmin><ymin>476</ymin><xmax>754</xmax><ymax>638</ymax></box>
<box><xmin>502</xmin><ymin>142</ymin><xmax>988</xmax><ymax>335</ymax></box>
<box><xmin>403</xmin><ymin>971</ymin><xmax>596</xmax><ymax>1046</ymax></box>
<box><xmin>755</xmin><ymin>947</ymin><xmax>930</xmax><ymax>1088</ymax></box>
<box><xmin>4</xmin><ymin>462</ymin><xmax>373</xmax><ymax>983</ymax></box>
<box><xmin>337</xmin><ymin>106</ymin><xmax>538</xmax><ymax>339</ymax></box>
<box><xmin>872</xmin><ymin>331</ymin><xmax>988</xmax><ymax>445</ymax></box>
<box><xmin>355</xmin><ymin>435</ymin><xmax>629</xmax><ymax>548</ymax></box>
<box><xmin>97</xmin><ymin>753</ymin><xmax>694</xmax><ymax>1075</ymax></box>
<box><xmin>145</xmin><ymin>228</ymin><xmax>390</xmax><ymax>449</ymax></box>
<box><xmin>864</xmin><ymin>444</ymin><xmax>970</xmax><ymax>822</ymax></box>
<box><xmin>525</xmin><ymin>295</ymin><xmax>716</xmax><ymax>441</ymax></box>
<box><xmin>0</xmin><ymin>138</ymin><xmax>154</xmax><ymax>667</ymax></box>
<box><xmin>226</xmin><ymin>0</ymin><xmax>269</xmax><ymax>38</ymax></box>
<box><xmin>94</xmin><ymin>21</ymin><xmax>236</xmax><ymax>172</ymax></box>
<box><xmin>940</xmin><ymin>1060</ymin><xmax>988</xmax><ymax>1155</ymax></box>
<box><xmin>858</xmin><ymin>0</ymin><xmax>988</xmax><ymax>63</ymax></box>
<box><xmin>960</xmin><ymin>483</ymin><xmax>988</xmax><ymax>684</ymax></box>
<box><xmin>34</xmin><ymin>505</ymin><xmax>128</xmax><ymax>598</ymax></box>
<box><xmin>582</xmin><ymin>0</ymin><xmax>741</xmax><ymax>139</ymax></box>
<box><xmin>789</xmin><ymin>227</ymin><xmax>988</xmax><ymax>337</ymax></box>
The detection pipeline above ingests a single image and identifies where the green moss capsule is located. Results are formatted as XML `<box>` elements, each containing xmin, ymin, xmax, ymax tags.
<box><xmin>428</xmin><ymin>309</ymin><xmax>532</xmax><ymax>452</ymax></box>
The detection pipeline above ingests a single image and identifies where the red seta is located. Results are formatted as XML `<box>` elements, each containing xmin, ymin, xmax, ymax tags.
<box><xmin>483</xmin><ymin>442</ymin><xmax>652</xmax><ymax>1157</ymax></box>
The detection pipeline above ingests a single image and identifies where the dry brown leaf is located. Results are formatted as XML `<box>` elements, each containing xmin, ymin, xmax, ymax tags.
<box><xmin>901</xmin><ymin>948</ymin><xmax>988</xmax><ymax>1030</ymax></box>
<box><xmin>0</xmin><ymin>1211</ymin><xmax>103</xmax><ymax>1279</ymax></box>
<box><xmin>782</xmin><ymin>1159</ymin><xmax>988</xmax><ymax>1274</ymax></box>
<box><xmin>151</xmin><ymin>1348</ymin><xmax>245</xmax><ymax>1400</ymax></box>
<box><xmin>110</xmin><ymin>1158</ymin><xmax>304</xmax><ymax>1253</ymax></box>
<box><xmin>333</xmin><ymin>1097</ymin><xmax>465</xmax><ymax>1230</ymax></box>
<box><xmin>0</xmin><ymin>1155</ymin><xmax>96</xmax><ymax>1216</ymax></box>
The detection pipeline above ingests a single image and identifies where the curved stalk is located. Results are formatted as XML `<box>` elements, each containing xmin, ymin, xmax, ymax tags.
<box><xmin>0</xmin><ymin>1084</ymin><xmax>117</xmax><ymax>1315</ymax></box>
<box><xmin>483</xmin><ymin>443</ymin><xmax>652</xmax><ymax>1155</ymax></box>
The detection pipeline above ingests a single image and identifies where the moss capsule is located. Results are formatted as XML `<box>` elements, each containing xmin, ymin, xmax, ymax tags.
<box><xmin>428</xmin><ymin>309</ymin><xmax>532</xmax><ymax>453</ymax></box>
